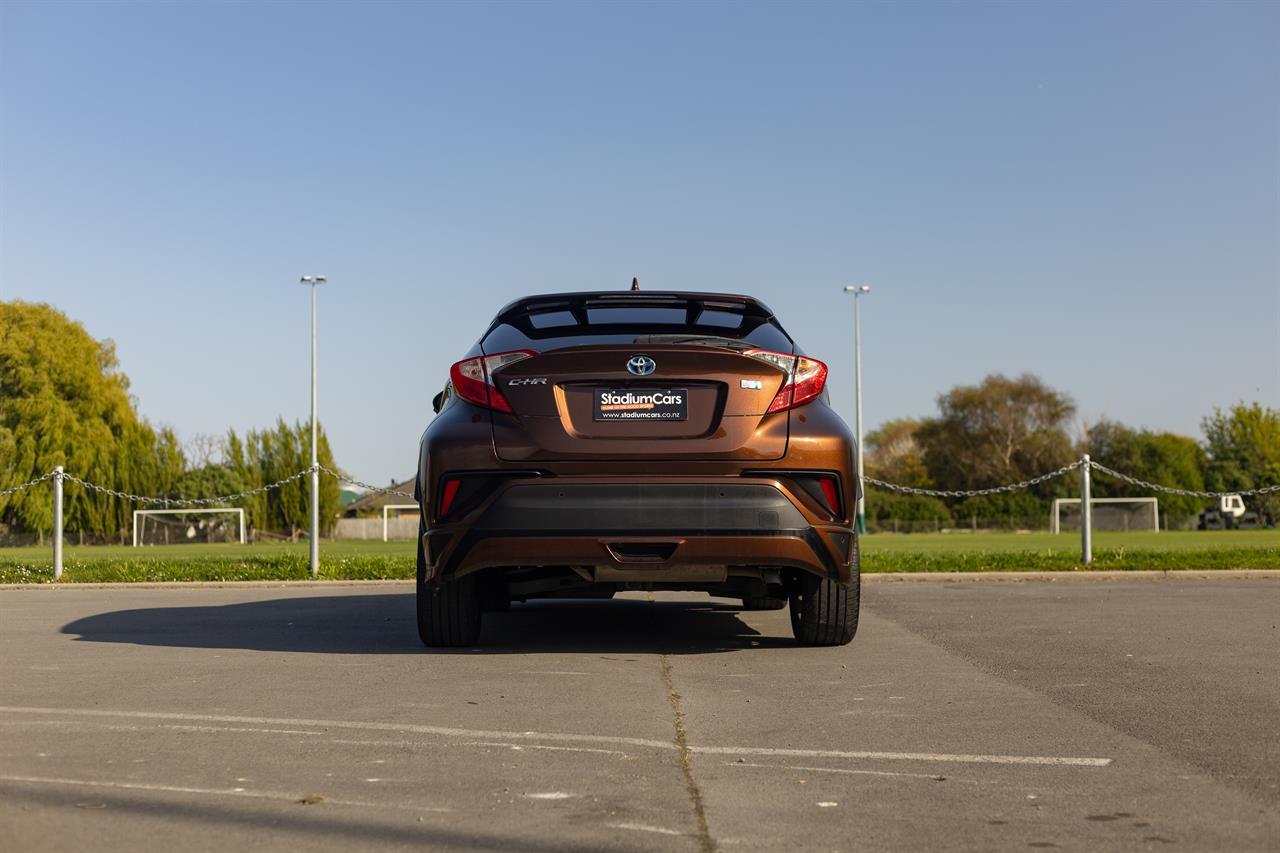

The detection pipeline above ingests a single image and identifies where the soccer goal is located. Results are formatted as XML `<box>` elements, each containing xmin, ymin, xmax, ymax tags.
<box><xmin>133</xmin><ymin>508</ymin><xmax>246</xmax><ymax>546</ymax></box>
<box><xmin>1050</xmin><ymin>498</ymin><xmax>1159</xmax><ymax>534</ymax></box>
<box><xmin>382</xmin><ymin>504</ymin><xmax>419</xmax><ymax>542</ymax></box>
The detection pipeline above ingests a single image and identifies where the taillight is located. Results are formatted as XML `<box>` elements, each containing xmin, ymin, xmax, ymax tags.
<box><xmin>744</xmin><ymin>350</ymin><xmax>828</xmax><ymax>412</ymax></box>
<box><xmin>448</xmin><ymin>349</ymin><xmax>537</xmax><ymax>413</ymax></box>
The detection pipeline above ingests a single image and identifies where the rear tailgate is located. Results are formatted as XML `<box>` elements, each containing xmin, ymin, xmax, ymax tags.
<box><xmin>490</xmin><ymin>345</ymin><xmax>789</xmax><ymax>462</ymax></box>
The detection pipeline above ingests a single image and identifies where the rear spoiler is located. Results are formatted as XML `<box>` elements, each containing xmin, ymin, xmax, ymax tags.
<box><xmin>491</xmin><ymin>291</ymin><xmax>778</xmax><ymax>337</ymax></box>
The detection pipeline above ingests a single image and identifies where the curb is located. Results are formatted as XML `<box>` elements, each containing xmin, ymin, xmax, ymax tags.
<box><xmin>0</xmin><ymin>579</ymin><xmax>414</xmax><ymax>591</ymax></box>
<box><xmin>3</xmin><ymin>570</ymin><xmax>1279</xmax><ymax>591</ymax></box>
<box><xmin>862</xmin><ymin>569</ymin><xmax>1280</xmax><ymax>583</ymax></box>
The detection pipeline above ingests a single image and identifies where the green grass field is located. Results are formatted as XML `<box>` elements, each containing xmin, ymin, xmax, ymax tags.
<box><xmin>0</xmin><ymin>529</ymin><xmax>1275</xmax><ymax>583</ymax></box>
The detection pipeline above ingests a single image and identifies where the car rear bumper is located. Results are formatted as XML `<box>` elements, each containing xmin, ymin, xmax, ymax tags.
<box><xmin>425</xmin><ymin>479</ymin><xmax>856</xmax><ymax>584</ymax></box>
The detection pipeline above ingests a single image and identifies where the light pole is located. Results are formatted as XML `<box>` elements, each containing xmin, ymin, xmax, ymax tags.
<box><xmin>301</xmin><ymin>275</ymin><xmax>326</xmax><ymax>577</ymax></box>
<box><xmin>842</xmin><ymin>285</ymin><xmax>871</xmax><ymax>534</ymax></box>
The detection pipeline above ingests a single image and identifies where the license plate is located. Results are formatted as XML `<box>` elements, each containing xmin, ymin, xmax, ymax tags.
<box><xmin>594</xmin><ymin>388</ymin><xmax>688</xmax><ymax>421</ymax></box>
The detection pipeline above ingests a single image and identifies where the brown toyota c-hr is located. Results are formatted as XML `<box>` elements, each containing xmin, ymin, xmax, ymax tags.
<box><xmin>415</xmin><ymin>290</ymin><xmax>859</xmax><ymax>647</ymax></box>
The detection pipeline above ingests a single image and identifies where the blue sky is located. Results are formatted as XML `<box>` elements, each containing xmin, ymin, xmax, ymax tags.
<box><xmin>2</xmin><ymin>1</ymin><xmax>1276</xmax><ymax>484</ymax></box>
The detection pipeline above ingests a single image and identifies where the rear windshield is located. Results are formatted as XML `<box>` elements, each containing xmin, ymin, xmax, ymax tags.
<box><xmin>483</xmin><ymin>299</ymin><xmax>794</xmax><ymax>353</ymax></box>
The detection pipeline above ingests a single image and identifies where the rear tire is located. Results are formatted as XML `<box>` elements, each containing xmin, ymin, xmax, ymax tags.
<box><xmin>416</xmin><ymin>522</ymin><xmax>482</xmax><ymax>647</ymax></box>
<box><xmin>789</xmin><ymin>570</ymin><xmax>859</xmax><ymax>646</ymax></box>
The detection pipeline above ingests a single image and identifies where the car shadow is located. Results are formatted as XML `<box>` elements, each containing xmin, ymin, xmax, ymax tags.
<box><xmin>60</xmin><ymin>592</ymin><xmax>798</xmax><ymax>656</ymax></box>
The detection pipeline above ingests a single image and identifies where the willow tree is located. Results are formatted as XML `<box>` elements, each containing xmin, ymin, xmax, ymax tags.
<box><xmin>0</xmin><ymin>301</ymin><xmax>183</xmax><ymax>536</ymax></box>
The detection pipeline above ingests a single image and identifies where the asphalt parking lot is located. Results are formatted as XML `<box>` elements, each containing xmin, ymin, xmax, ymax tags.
<box><xmin>2</xmin><ymin>578</ymin><xmax>1278</xmax><ymax>852</ymax></box>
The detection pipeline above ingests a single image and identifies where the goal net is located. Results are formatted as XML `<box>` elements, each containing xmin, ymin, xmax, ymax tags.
<box><xmin>133</xmin><ymin>508</ymin><xmax>247</xmax><ymax>546</ymax></box>
<box><xmin>382</xmin><ymin>504</ymin><xmax>420</xmax><ymax>542</ymax></box>
<box><xmin>1050</xmin><ymin>498</ymin><xmax>1159</xmax><ymax>533</ymax></box>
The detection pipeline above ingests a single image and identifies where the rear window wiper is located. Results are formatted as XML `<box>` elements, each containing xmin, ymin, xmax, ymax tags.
<box><xmin>631</xmin><ymin>334</ymin><xmax>752</xmax><ymax>350</ymax></box>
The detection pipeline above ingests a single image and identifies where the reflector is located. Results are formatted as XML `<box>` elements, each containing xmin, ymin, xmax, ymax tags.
<box><xmin>438</xmin><ymin>479</ymin><xmax>461</xmax><ymax>519</ymax></box>
<box><xmin>819</xmin><ymin>476</ymin><xmax>841</xmax><ymax>517</ymax></box>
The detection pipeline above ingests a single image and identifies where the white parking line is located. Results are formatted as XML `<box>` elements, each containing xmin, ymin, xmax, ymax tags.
<box><xmin>162</xmin><ymin>724</ymin><xmax>324</xmax><ymax>736</ymax></box>
<box><xmin>696</xmin><ymin>745</ymin><xmax>1109</xmax><ymax>766</ymax></box>
<box><xmin>607</xmin><ymin>821</ymin><xmax>687</xmax><ymax>836</ymax></box>
<box><xmin>0</xmin><ymin>720</ymin><xmax>325</xmax><ymax>737</ymax></box>
<box><xmin>728</xmin><ymin>762</ymin><xmax>968</xmax><ymax>781</ymax></box>
<box><xmin>0</xmin><ymin>706</ymin><xmax>1111</xmax><ymax>768</ymax></box>
<box><xmin>0</xmin><ymin>774</ymin><xmax>452</xmax><ymax>812</ymax></box>
<box><xmin>0</xmin><ymin>705</ymin><xmax>673</xmax><ymax>750</ymax></box>
<box><xmin>524</xmin><ymin>671</ymin><xmax>592</xmax><ymax>676</ymax></box>
<box><xmin>462</xmin><ymin>741</ymin><xmax>632</xmax><ymax>756</ymax></box>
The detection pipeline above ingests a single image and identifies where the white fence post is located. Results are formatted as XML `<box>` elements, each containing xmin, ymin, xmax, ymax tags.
<box><xmin>53</xmin><ymin>466</ymin><xmax>64</xmax><ymax>580</ymax></box>
<box><xmin>1080</xmin><ymin>454</ymin><xmax>1092</xmax><ymax>565</ymax></box>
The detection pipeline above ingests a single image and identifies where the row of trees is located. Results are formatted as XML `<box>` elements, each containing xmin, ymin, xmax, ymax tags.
<box><xmin>0</xmin><ymin>301</ymin><xmax>341</xmax><ymax>539</ymax></box>
<box><xmin>172</xmin><ymin>421</ymin><xmax>343</xmax><ymax>537</ymax></box>
<box><xmin>863</xmin><ymin>374</ymin><xmax>1278</xmax><ymax>530</ymax></box>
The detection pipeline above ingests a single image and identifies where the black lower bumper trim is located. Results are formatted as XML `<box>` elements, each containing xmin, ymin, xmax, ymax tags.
<box><xmin>474</xmin><ymin>483</ymin><xmax>809</xmax><ymax>532</ymax></box>
<box><xmin>434</xmin><ymin>526</ymin><xmax>843</xmax><ymax>579</ymax></box>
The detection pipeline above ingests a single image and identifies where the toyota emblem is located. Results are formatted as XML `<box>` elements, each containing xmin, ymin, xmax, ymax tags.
<box><xmin>627</xmin><ymin>355</ymin><xmax>656</xmax><ymax>376</ymax></box>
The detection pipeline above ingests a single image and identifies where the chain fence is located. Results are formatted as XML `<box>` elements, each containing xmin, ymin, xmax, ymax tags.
<box><xmin>1085</xmin><ymin>462</ymin><xmax>1280</xmax><ymax>499</ymax></box>
<box><xmin>862</xmin><ymin>459</ymin><xmax>1280</xmax><ymax>500</ymax></box>
<box><xmin>3</xmin><ymin>459</ymin><xmax>1274</xmax><ymax>508</ymax></box>
<box><xmin>58</xmin><ymin>468</ymin><xmax>314</xmax><ymax>507</ymax></box>
<box><xmin>0</xmin><ymin>471</ymin><xmax>57</xmax><ymax>499</ymax></box>
<box><xmin>316</xmin><ymin>464</ymin><xmax>415</xmax><ymax>499</ymax></box>
<box><xmin>0</xmin><ymin>465</ymin><xmax>416</xmax><ymax>506</ymax></box>
<box><xmin>863</xmin><ymin>460</ymin><xmax>1084</xmax><ymax>498</ymax></box>
<box><xmin>1</xmin><ymin>457</ymin><xmax>1275</xmax><ymax>578</ymax></box>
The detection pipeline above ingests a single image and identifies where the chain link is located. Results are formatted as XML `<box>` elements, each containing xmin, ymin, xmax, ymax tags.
<box><xmin>59</xmin><ymin>467</ymin><xmax>313</xmax><ymax>507</ymax></box>
<box><xmin>316</xmin><ymin>464</ymin><xmax>416</xmax><ymax>499</ymax></box>
<box><xmin>0</xmin><ymin>470</ymin><xmax>57</xmax><ymax>499</ymax></box>
<box><xmin>1088</xmin><ymin>461</ymin><xmax>1280</xmax><ymax>499</ymax></box>
<box><xmin>863</xmin><ymin>460</ymin><xmax>1084</xmax><ymax>498</ymax></box>
<box><xmin>9</xmin><ymin>460</ymin><xmax>1276</xmax><ymax>507</ymax></box>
